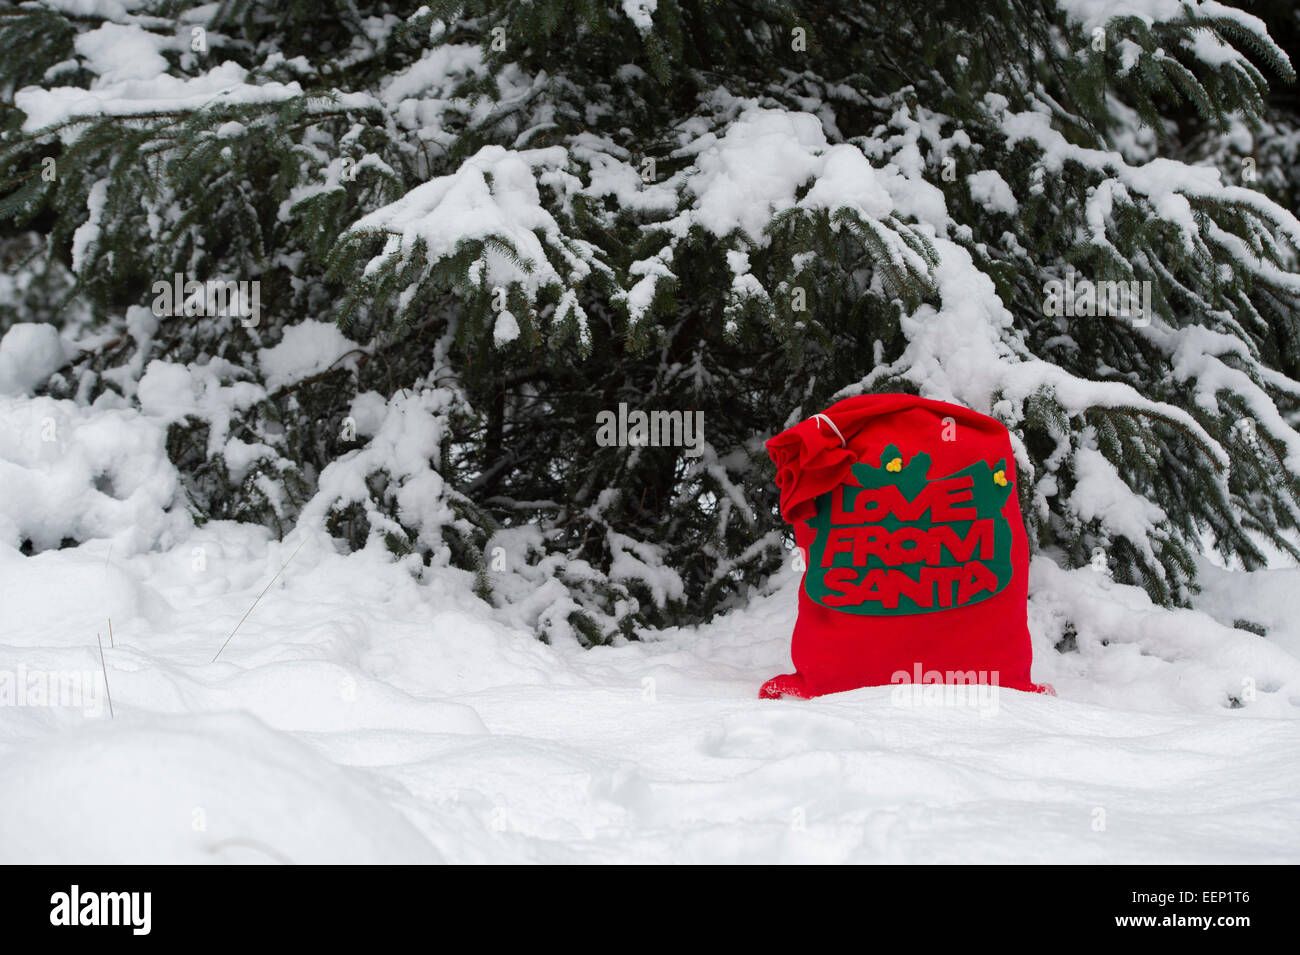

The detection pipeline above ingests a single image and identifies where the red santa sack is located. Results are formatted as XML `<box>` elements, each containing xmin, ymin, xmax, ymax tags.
<box><xmin>760</xmin><ymin>394</ymin><xmax>1052</xmax><ymax>699</ymax></box>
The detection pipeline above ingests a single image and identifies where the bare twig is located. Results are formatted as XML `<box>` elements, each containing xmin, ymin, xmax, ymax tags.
<box><xmin>211</xmin><ymin>537</ymin><xmax>309</xmax><ymax>664</ymax></box>
<box><xmin>97</xmin><ymin>632</ymin><xmax>114</xmax><ymax>720</ymax></box>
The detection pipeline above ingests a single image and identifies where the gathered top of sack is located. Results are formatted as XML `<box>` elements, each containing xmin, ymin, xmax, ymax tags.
<box><xmin>767</xmin><ymin>394</ymin><xmax>1007</xmax><ymax>525</ymax></box>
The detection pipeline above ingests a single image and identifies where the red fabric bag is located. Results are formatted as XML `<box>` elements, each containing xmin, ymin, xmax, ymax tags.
<box><xmin>760</xmin><ymin>394</ymin><xmax>1051</xmax><ymax>699</ymax></box>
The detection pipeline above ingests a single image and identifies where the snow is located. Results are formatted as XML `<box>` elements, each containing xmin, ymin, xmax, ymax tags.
<box><xmin>137</xmin><ymin>358</ymin><xmax>264</xmax><ymax>456</ymax></box>
<box><xmin>999</xmin><ymin>102</ymin><xmax>1300</xmax><ymax>256</ymax></box>
<box><xmin>381</xmin><ymin>44</ymin><xmax>484</xmax><ymax>109</ymax></box>
<box><xmin>668</xmin><ymin>108</ymin><xmax>912</xmax><ymax>247</ymax></box>
<box><xmin>0</xmin><ymin>395</ymin><xmax>188</xmax><ymax>554</ymax></box>
<box><xmin>296</xmin><ymin>388</ymin><xmax>458</xmax><ymax>554</ymax></box>
<box><xmin>20</xmin><ymin>3</ymin><xmax>366</xmax><ymax>140</ymax></box>
<box><xmin>0</xmin><ymin>323</ymin><xmax>68</xmax><ymax>396</ymax></box>
<box><xmin>1</xmin><ymin>391</ymin><xmax>1297</xmax><ymax>862</ymax></box>
<box><xmin>1054</xmin><ymin>0</ymin><xmax>1295</xmax><ymax>75</ymax></box>
<box><xmin>15</xmin><ymin>62</ymin><xmax>306</xmax><ymax>135</ymax></box>
<box><xmin>70</xmin><ymin>179</ymin><xmax>109</xmax><ymax>276</ymax></box>
<box><xmin>625</xmin><ymin>104</ymin><xmax>941</xmax><ymax>325</ymax></box>
<box><xmin>607</xmin><ymin>530</ymin><xmax>685</xmax><ymax>606</ymax></box>
<box><xmin>568</xmin><ymin>132</ymin><xmax>678</xmax><ymax>215</ymax></box>
<box><xmin>1194</xmin><ymin>558</ymin><xmax>1300</xmax><ymax>659</ymax></box>
<box><xmin>348</xmin><ymin>145</ymin><xmax>595</xmax><ymax>304</ymax></box>
<box><xmin>1</xmin><ymin>516</ymin><xmax>1297</xmax><ymax>862</ymax></box>
<box><xmin>0</xmin><ymin>714</ymin><xmax>443</xmax><ymax>864</ymax></box>
<box><xmin>1070</xmin><ymin>443</ymin><xmax>1167</xmax><ymax>561</ymax></box>
<box><xmin>492</xmin><ymin>310</ymin><xmax>521</xmax><ymax>346</ymax></box>
<box><xmin>677</xmin><ymin>109</ymin><xmax>827</xmax><ymax>241</ymax></box>
<box><xmin>0</xmin><ymin>360</ymin><xmax>1298</xmax><ymax>860</ymax></box>
<box><xmin>966</xmin><ymin>169</ymin><xmax>1019</xmax><ymax>215</ymax></box>
<box><xmin>1055</xmin><ymin>0</ymin><xmax>1194</xmax><ymax>30</ymax></box>
<box><xmin>73</xmin><ymin>22</ymin><xmax>170</xmax><ymax>84</ymax></box>
<box><xmin>40</xmin><ymin>0</ymin><xmax>147</xmax><ymax>19</ymax></box>
<box><xmin>621</xmin><ymin>0</ymin><xmax>658</xmax><ymax>33</ymax></box>
<box><xmin>257</xmin><ymin>320</ymin><xmax>359</xmax><ymax>392</ymax></box>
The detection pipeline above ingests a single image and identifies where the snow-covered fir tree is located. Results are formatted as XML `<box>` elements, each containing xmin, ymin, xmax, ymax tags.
<box><xmin>2</xmin><ymin>0</ymin><xmax>1299</xmax><ymax>643</ymax></box>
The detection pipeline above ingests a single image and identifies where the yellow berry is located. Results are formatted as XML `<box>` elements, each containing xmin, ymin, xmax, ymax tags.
<box><xmin>886</xmin><ymin>457</ymin><xmax>902</xmax><ymax>472</ymax></box>
<box><xmin>993</xmin><ymin>469</ymin><xmax>1007</xmax><ymax>486</ymax></box>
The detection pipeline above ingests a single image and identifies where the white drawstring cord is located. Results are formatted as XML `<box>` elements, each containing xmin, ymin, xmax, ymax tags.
<box><xmin>811</xmin><ymin>413</ymin><xmax>846</xmax><ymax>448</ymax></box>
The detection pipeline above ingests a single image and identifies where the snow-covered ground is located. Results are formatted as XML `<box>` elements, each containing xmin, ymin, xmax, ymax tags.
<box><xmin>3</xmin><ymin>509</ymin><xmax>1299</xmax><ymax>863</ymax></box>
<box><xmin>3</xmin><ymin>358</ymin><xmax>1299</xmax><ymax>863</ymax></box>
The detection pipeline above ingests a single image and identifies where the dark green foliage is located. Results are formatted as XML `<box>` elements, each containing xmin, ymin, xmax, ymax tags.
<box><xmin>2</xmin><ymin>0</ymin><xmax>1299</xmax><ymax>640</ymax></box>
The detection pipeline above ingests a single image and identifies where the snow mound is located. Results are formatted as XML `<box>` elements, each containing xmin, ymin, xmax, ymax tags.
<box><xmin>0</xmin><ymin>394</ymin><xmax>187</xmax><ymax>553</ymax></box>
<box><xmin>0</xmin><ymin>713</ymin><xmax>441</xmax><ymax>864</ymax></box>
<box><xmin>0</xmin><ymin>323</ymin><xmax>67</xmax><ymax>396</ymax></box>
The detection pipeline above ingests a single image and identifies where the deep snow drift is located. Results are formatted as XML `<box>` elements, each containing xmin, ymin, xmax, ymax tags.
<box><xmin>2</xmin><ymin>506</ymin><xmax>1299</xmax><ymax>863</ymax></box>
